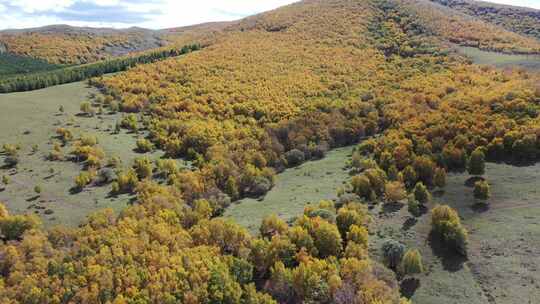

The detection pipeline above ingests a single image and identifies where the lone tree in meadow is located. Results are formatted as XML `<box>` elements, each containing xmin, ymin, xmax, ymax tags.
<box><xmin>381</xmin><ymin>239</ymin><xmax>405</xmax><ymax>270</ymax></box>
<box><xmin>434</xmin><ymin>167</ymin><xmax>447</xmax><ymax>188</ymax></box>
<box><xmin>431</xmin><ymin>205</ymin><xmax>468</xmax><ymax>256</ymax></box>
<box><xmin>468</xmin><ymin>148</ymin><xmax>485</xmax><ymax>176</ymax></box>
<box><xmin>400</xmin><ymin>249</ymin><xmax>424</xmax><ymax>276</ymax></box>
<box><xmin>80</xmin><ymin>101</ymin><xmax>95</xmax><ymax>117</ymax></box>
<box><xmin>474</xmin><ymin>180</ymin><xmax>491</xmax><ymax>200</ymax></box>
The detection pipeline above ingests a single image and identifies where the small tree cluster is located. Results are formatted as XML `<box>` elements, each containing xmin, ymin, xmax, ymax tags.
<box><xmin>431</xmin><ymin>205</ymin><xmax>468</xmax><ymax>256</ymax></box>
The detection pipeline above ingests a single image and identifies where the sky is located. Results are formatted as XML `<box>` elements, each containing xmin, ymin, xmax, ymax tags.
<box><xmin>0</xmin><ymin>0</ymin><xmax>538</xmax><ymax>31</ymax></box>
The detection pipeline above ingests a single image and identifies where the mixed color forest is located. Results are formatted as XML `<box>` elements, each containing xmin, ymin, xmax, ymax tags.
<box><xmin>1</xmin><ymin>0</ymin><xmax>540</xmax><ymax>303</ymax></box>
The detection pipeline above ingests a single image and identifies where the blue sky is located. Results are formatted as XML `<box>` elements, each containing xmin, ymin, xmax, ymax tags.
<box><xmin>0</xmin><ymin>0</ymin><xmax>538</xmax><ymax>30</ymax></box>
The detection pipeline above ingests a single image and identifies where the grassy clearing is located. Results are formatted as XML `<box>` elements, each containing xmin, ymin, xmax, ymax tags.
<box><xmin>224</xmin><ymin>146</ymin><xmax>354</xmax><ymax>233</ymax></box>
<box><xmin>370</xmin><ymin>162</ymin><xmax>540</xmax><ymax>304</ymax></box>
<box><xmin>0</xmin><ymin>80</ymin><xmax>164</xmax><ymax>227</ymax></box>
<box><xmin>458</xmin><ymin>46</ymin><xmax>540</xmax><ymax>70</ymax></box>
<box><xmin>232</xmin><ymin>143</ymin><xmax>540</xmax><ymax>304</ymax></box>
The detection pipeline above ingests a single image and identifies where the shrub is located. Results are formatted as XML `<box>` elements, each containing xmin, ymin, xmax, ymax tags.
<box><xmin>98</xmin><ymin>168</ymin><xmax>115</xmax><ymax>184</ymax></box>
<box><xmin>431</xmin><ymin>205</ymin><xmax>468</xmax><ymax>255</ymax></box>
<box><xmin>121</xmin><ymin>114</ymin><xmax>138</xmax><ymax>131</ymax></box>
<box><xmin>385</xmin><ymin>181</ymin><xmax>406</xmax><ymax>203</ymax></box>
<box><xmin>413</xmin><ymin>182</ymin><xmax>430</xmax><ymax>204</ymax></box>
<box><xmin>249</xmin><ymin>176</ymin><xmax>274</xmax><ymax>196</ymax></box>
<box><xmin>347</xmin><ymin>224</ymin><xmax>368</xmax><ymax>248</ymax></box>
<box><xmin>378</xmin><ymin>151</ymin><xmax>394</xmax><ymax>171</ymax></box>
<box><xmin>2</xmin><ymin>143</ymin><xmax>19</xmax><ymax>156</ymax></box>
<box><xmin>336</xmin><ymin>205</ymin><xmax>367</xmax><ymax>237</ymax></box>
<box><xmin>0</xmin><ymin>202</ymin><xmax>8</xmax><ymax>218</ymax></box>
<box><xmin>80</xmin><ymin>134</ymin><xmax>98</xmax><ymax>147</ymax></box>
<box><xmin>413</xmin><ymin>156</ymin><xmax>436</xmax><ymax>185</ymax></box>
<box><xmin>312</xmin><ymin>219</ymin><xmax>342</xmax><ymax>258</ymax></box>
<box><xmin>381</xmin><ymin>239</ymin><xmax>405</xmax><ymax>269</ymax></box>
<box><xmin>80</xmin><ymin>101</ymin><xmax>95</xmax><ymax>116</ymax></box>
<box><xmin>307</xmin><ymin>208</ymin><xmax>336</xmax><ymax>222</ymax></box>
<box><xmin>115</xmin><ymin>169</ymin><xmax>139</xmax><ymax>193</ymax></box>
<box><xmin>2</xmin><ymin>175</ymin><xmax>10</xmax><ymax>185</ymax></box>
<box><xmin>156</xmin><ymin>159</ymin><xmax>178</xmax><ymax>178</ymax></box>
<box><xmin>473</xmin><ymin>180</ymin><xmax>490</xmax><ymax>200</ymax></box>
<box><xmin>56</xmin><ymin>128</ymin><xmax>73</xmax><ymax>143</ymax></box>
<box><xmin>364</xmin><ymin>168</ymin><xmax>387</xmax><ymax>196</ymax></box>
<box><xmin>407</xmin><ymin>197</ymin><xmax>421</xmax><ymax>217</ymax></box>
<box><xmin>109</xmin><ymin>100</ymin><xmax>120</xmax><ymax>113</ymax></box>
<box><xmin>133</xmin><ymin>157</ymin><xmax>153</xmax><ymax>179</ymax></box>
<box><xmin>434</xmin><ymin>167</ymin><xmax>447</xmax><ymax>188</ymax></box>
<box><xmin>284</xmin><ymin>149</ymin><xmax>305</xmax><ymax>167</ymax></box>
<box><xmin>108</xmin><ymin>156</ymin><xmax>122</xmax><ymax>168</ymax></box>
<box><xmin>400</xmin><ymin>249</ymin><xmax>423</xmax><ymax>276</ymax></box>
<box><xmin>4</xmin><ymin>155</ymin><xmax>19</xmax><ymax>168</ymax></box>
<box><xmin>136</xmin><ymin>138</ymin><xmax>154</xmax><ymax>153</ymax></box>
<box><xmin>0</xmin><ymin>214</ymin><xmax>40</xmax><ymax>240</ymax></box>
<box><xmin>74</xmin><ymin>171</ymin><xmax>94</xmax><ymax>190</ymax></box>
<box><xmin>468</xmin><ymin>148</ymin><xmax>485</xmax><ymax>176</ymax></box>
<box><xmin>402</xmin><ymin>165</ymin><xmax>417</xmax><ymax>188</ymax></box>
<box><xmin>512</xmin><ymin>134</ymin><xmax>537</xmax><ymax>161</ymax></box>
<box><xmin>260</xmin><ymin>214</ymin><xmax>288</xmax><ymax>239</ymax></box>
<box><xmin>351</xmin><ymin>175</ymin><xmax>372</xmax><ymax>199</ymax></box>
<box><xmin>34</xmin><ymin>185</ymin><xmax>42</xmax><ymax>195</ymax></box>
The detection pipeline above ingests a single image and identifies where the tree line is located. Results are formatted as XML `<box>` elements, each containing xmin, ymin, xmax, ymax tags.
<box><xmin>0</xmin><ymin>44</ymin><xmax>201</xmax><ymax>93</ymax></box>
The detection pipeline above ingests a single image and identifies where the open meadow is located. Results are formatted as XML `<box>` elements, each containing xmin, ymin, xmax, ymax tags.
<box><xmin>0</xmin><ymin>81</ymin><xmax>164</xmax><ymax>227</ymax></box>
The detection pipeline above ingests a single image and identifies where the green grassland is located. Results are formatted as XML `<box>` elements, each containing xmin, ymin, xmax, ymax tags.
<box><xmin>226</xmin><ymin>144</ymin><xmax>540</xmax><ymax>304</ymax></box>
<box><xmin>370</xmin><ymin>162</ymin><xmax>540</xmax><ymax>304</ymax></box>
<box><xmin>224</xmin><ymin>146</ymin><xmax>354</xmax><ymax>233</ymax></box>
<box><xmin>458</xmin><ymin>46</ymin><xmax>540</xmax><ymax>70</ymax></box>
<box><xmin>0</xmin><ymin>53</ymin><xmax>60</xmax><ymax>77</ymax></box>
<box><xmin>0</xmin><ymin>81</ymin><xmax>164</xmax><ymax>227</ymax></box>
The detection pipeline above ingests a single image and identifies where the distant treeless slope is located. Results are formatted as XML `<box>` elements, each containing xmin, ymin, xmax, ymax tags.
<box><xmin>431</xmin><ymin>0</ymin><xmax>540</xmax><ymax>40</ymax></box>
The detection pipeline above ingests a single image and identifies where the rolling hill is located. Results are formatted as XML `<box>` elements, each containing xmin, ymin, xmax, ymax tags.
<box><xmin>431</xmin><ymin>0</ymin><xmax>540</xmax><ymax>40</ymax></box>
<box><xmin>0</xmin><ymin>0</ymin><xmax>539</xmax><ymax>304</ymax></box>
<box><xmin>0</xmin><ymin>25</ymin><xmax>167</xmax><ymax>65</ymax></box>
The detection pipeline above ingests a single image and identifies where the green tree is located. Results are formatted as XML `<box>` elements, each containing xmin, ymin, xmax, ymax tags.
<box><xmin>312</xmin><ymin>220</ymin><xmax>342</xmax><ymax>258</ymax></box>
<box><xmin>413</xmin><ymin>182</ymin><xmax>430</xmax><ymax>204</ymax></box>
<box><xmin>473</xmin><ymin>180</ymin><xmax>490</xmax><ymax>200</ymax></box>
<box><xmin>431</xmin><ymin>205</ymin><xmax>468</xmax><ymax>256</ymax></box>
<box><xmin>400</xmin><ymin>249</ymin><xmax>423</xmax><ymax>276</ymax></box>
<box><xmin>434</xmin><ymin>167</ymin><xmax>447</xmax><ymax>188</ymax></box>
<box><xmin>468</xmin><ymin>148</ymin><xmax>485</xmax><ymax>176</ymax></box>
<box><xmin>381</xmin><ymin>239</ymin><xmax>405</xmax><ymax>269</ymax></box>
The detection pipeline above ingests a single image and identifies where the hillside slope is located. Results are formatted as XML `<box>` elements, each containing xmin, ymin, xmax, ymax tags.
<box><xmin>399</xmin><ymin>0</ymin><xmax>540</xmax><ymax>54</ymax></box>
<box><xmin>0</xmin><ymin>25</ymin><xmax>167</xmax><ymax>65</ymax></box>
<box><xmin>0</xmin><ymin>0</ymin><xmax>539</xmax><ymax>303</ymax></box>
<box><xmin>431</xmin><ymin>0</ymin><xmax>540</xmax><ymax>40</ymax></box>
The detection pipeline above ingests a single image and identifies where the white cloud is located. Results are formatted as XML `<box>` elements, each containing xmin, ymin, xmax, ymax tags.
<box><xmin>0</xmin><ymin>0</ymin><xmax>538</xmax><ymax>31</ymax></box>
<box><xmin>487</xmin><ymin>0</ymin><xmax>540</xmax><ymax>9</ymax></box>
<box><xmin>0</xmin><ymin>0</ymin><xmax>300</xmax><ymax>30</ymax></box>
<box><xmin>6</xmin><ymin>0</ymin><xmax>74</xmax><ymax>13</ymax></box>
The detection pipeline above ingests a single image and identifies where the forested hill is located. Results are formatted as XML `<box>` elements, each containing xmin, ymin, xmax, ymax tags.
<box><xmin>431</xmin><ymin>0</ymin><xmax>540</xmax><ymax>40</ymax></box>
<box><xmin>0</xmin><ymin>25</ymin><xmax>167</xmax><ymax>65</ymax></box>
<box><xmin>0</xmin><ymin>0</ymin><xmax>539</xmax><ymax>303</ymax></box>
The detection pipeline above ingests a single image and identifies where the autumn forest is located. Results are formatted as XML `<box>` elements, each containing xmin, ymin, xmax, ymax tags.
<box><xmin>0</xmin><ymin>0</ymin><xmax>539</xmax><ymax>303</ymax></box>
